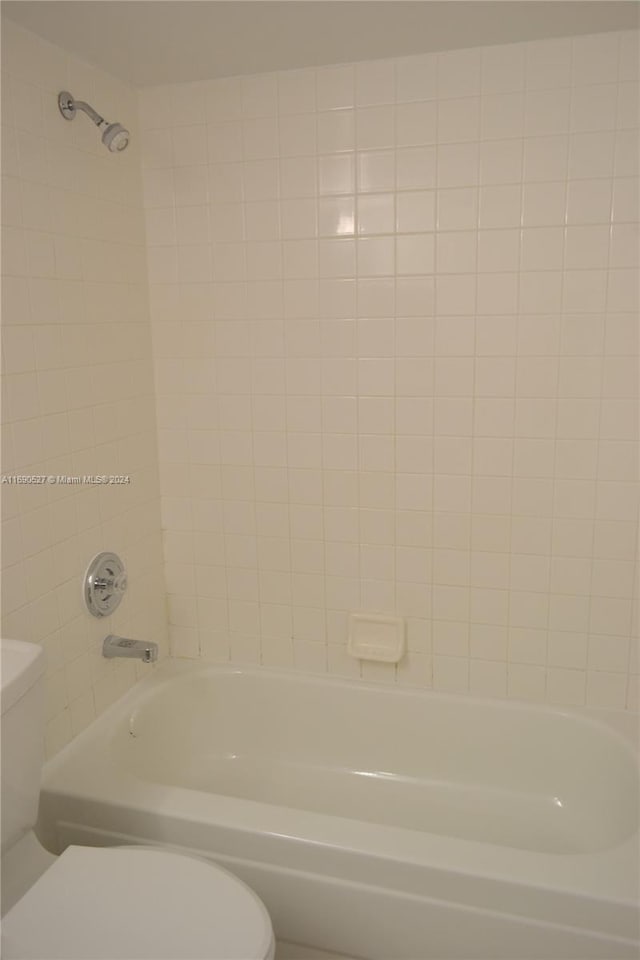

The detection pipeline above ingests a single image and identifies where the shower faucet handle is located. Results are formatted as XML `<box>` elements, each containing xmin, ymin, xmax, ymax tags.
<box><xmin>94</xmin><ymin>570</ymin><xmax>128</xmax><ymax>594</ymax></box>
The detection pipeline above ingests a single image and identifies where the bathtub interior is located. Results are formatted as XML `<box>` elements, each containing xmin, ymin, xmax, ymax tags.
<box><xmin>113</xmin><ymin>668</ymin><xmax>638</xmax><ymax>856</ymax></box>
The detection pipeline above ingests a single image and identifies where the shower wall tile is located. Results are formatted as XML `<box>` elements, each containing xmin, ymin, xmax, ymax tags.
<box><xmin>140</xmin><ymin>28</ymin><xmax>640</xmax><ymax>711</ymax></box>
<box><xmin>1</xmin><ymin>20</ymin><xmax>168</xmax><ymax>756</ymax></box>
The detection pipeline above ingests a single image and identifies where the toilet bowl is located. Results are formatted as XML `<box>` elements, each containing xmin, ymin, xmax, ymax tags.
<box><xmin>0</xmin><ymin>638</ymin><xmax>275</xmax><ymax>960</ymax></box>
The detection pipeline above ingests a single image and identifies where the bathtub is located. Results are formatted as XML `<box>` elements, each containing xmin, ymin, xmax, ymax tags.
<box><xmin>38</xmin><ymin>659</ymin><xmax>639</xmax><ymax>959</ymax></box>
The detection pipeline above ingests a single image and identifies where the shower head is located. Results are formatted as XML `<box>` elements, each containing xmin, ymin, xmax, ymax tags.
<box><xmin>58</xmin><ymin>91</ymin><xmax>130</xmax><ymax>153</ymax></box>
<box><xmin>101</xmin><ymin>122</ymin><xmax>130</xmax><ymax>153</ymax></box>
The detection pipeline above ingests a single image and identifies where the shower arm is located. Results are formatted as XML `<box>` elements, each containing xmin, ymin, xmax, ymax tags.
<box><xmin>58</xmin><ymin>92</ymin><xmax>108</xmax><ymax>128</ymax></box>
<box><xmin>70</xmin><ymin>99</ymin><xmax>106</xmax><ymax>127</ymax></box>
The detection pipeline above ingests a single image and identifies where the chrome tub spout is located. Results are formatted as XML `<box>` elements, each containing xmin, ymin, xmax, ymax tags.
<box><xmin>103</xmin><ymin>635</ymin><xmax>158</xmax><ymax>663</ymax></box>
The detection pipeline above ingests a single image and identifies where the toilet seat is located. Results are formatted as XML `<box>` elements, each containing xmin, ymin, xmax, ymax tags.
<box><xmin>2</xmin><ymin>845</ymin><xmax>275</xmax><ymax>960</ymax></box>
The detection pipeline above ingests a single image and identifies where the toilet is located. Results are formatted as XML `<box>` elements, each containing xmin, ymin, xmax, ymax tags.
<box><xmin>1</xmin><ymin>639</ymin><xmax>275</xmax><ymax>960</ymax></box>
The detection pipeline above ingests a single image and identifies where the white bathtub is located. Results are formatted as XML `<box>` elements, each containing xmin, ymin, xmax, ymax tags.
<box><xmin>38</xmin><ymin>660</ymin><xmax>639</xmax><ymax>959</ymax></box>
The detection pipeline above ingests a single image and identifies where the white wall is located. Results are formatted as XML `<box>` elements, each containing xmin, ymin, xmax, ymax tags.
<box><xmin>139</xmin><ymin>30</ymin><xmax>639</xmax><ymax>710</ymax></box>
<box><xmin>1</xmin><ymin>20</ymin><xmax>168</xmax><ymax>757</ymax></box>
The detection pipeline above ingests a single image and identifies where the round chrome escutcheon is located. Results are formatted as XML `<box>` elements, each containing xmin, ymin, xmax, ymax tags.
<box><xmin>84</xmin><ymin>551</ymin><xmax>128</xmax><ymax>618</ymax></box>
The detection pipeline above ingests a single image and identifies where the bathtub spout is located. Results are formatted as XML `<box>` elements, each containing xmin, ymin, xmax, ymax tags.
<box><xmin>103</xmin><ymin>635</ymin><xmax>158</xmax><ymax>663</ymax></box>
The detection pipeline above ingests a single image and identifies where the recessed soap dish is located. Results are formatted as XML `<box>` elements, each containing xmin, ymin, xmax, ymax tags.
<box><xmin>347</xmin><ymin>613</ymin><xmax>405</xmax><ymax>663</ymax></box>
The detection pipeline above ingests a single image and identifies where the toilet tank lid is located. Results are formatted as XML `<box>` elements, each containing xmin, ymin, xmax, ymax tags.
<box><xmin>1</xmin><ymin>845</ymin><xmax>274</xmax><ymax>960</ymax></box>
<box><xmin>0</xmin><ymin>639</ymin><xmax>46</xmax><ymax>716</ymax></box>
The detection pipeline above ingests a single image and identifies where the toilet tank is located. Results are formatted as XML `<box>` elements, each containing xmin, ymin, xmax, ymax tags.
<box><xmin>1</xmin><ymin>640</ymin><xmax>46</xmax><ymax>854</ymax></box>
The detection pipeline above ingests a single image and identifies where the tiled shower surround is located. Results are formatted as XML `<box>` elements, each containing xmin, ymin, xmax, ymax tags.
<box><xmin>1</xmin><ymin>22</ymin><xmax>638</xmax><ymax>759</ymax></box>
<box><xmin>141</xmin><ymin>30</ymin><xmax>639</xmax><ymax>710</ymax></box>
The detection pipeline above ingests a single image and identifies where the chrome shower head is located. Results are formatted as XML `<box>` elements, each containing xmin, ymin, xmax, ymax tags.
<box><xmin>58</xmin><ymin>91</ymin><xmax>130</xmax><ymax>153</ymax></box>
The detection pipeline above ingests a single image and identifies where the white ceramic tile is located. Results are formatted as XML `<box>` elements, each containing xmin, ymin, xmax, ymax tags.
<box><xmin>612</xmin><ymin>177</ymin><xmax>639</xmax><ymax>223</ymax></box>
<box><xmin>396</xmin><ymin>101</ymin><xmax>437</xmax><ymax>146</ymax></box>
<box><xmin>242</xmin><ymin>73</ymin><xmax>278</xmax><ymax>118</ymax></box>
<box><xmin>571</xmin><ymin>83</ymin><xmax>618</xmax><ymax>133</ymax></box>
<box><xmin>316</xmin><ymin>64</ymin><xmax>355</xmax><ymax>111</ymax></box>
<box><xmin>396</xmin><ymin>53</ymin><xmax>437</xmax><ymax>103</ymax></box>
<box><xmin>438</xmin><ymin>142</ymin><xmax>479</xmax><ymax>187</ymax></box>
<box><xmin>397</xmin><ymin>146</ymin><xmax>437</xmax><ymax>190</ymax></box>
<box><xmin>482</xmin><ymin>44</ymin><xmax>525</xmax><ymax>94</ymax></box>
<box><xmin>525</xmin><ymin>88</ymin><xmax>570</xmax><ymax>137</ymax></box>
<box><xmin>395</xmin><ymin>190</ymin><xmax>435</xmax><ymax>233</ymax></box>
<box><xmin>568</xmin><ymin>131</ymin><xmax>616</xmax><ymax>180</ymax></box>
<box><xmin>243</xmin><ymin>117</ymin><xmax>279</xmax><ymax>160</ymax></box>
<box><xmin>356</xmin><ymin>59</ymin><xmax>395</xmax><ymax>106</ymax></box>
<box><xmin>437</xmin><ymin>186</ymin><xmax>478</xmax><ymax>230</ymax></box>
<box><xmin>437</xmin><ymin>232</ymin><xmax>477</xmax><ymax>274</ymax></box>
<box><xmin>317</xmin><ymin>109</ymin><xmax>355</xmax><ymax>154</ymax></box>
<box><xmin>523</xmin><ymin>134</ymin><xmax>568</xmax><ymax>182</ymax></box>
<box><xmin>586</xmin><ymin>670</ymin><xmax>627</xmax><ymax>709</ymax></box>
<box><xmin>278</xmin><ymin>68</ymin><xmax>316</xmax><ymax>116</ymax></box>
<box><xmin>356</xmin><ymin>193</ymin><xmax>394</xmax><ymax>235</ymax></box>
<box><xmin>356</xmin><ymin>105</ymin><xmax>395</xmax><ymax>150</ymax></box>
<box><xmin>396</xmin><ymin>234</ymin><xmax>434</xmax><ymax>276</ymax></box>
<box><xmin>522</xmin><ymin>181</ymin><xmax>566</xmax><ymax>226</ymax></box>
<box><xmin>481</xmin><ymin>92</ymin><xmax>524</xmax><ymax>140</ymax></box>
<box><xmin>319</xmin><ymin>153</ymin><xmax>354</xmax><ymax>196</ymax></box>
<box><xmin>525</xmin><ymin>38</ymin><xmax>572</xmax><ymax>91</ymax></box>
<box><xmin>205</xmin><ymin>77</ymin><xmax>243</xmax><ymax>124</ymax></box>
<box><xmin>479</xmin><ymin>139</ymin><xmax>522</xmax><ymax>185</ymax></box>
<box><xmin>279</xmin><ymin>114</ymin><xmax>317</xmax><ymax>157</ymax></box>
<box><xmin>572</xmin><ymin>33</ymin><xmax>620</xmax><ymax>86</ymax></box>
<box><xmin>357</xmin><ymin>149</ymin><xmax>396</xmax><ymax>193</ymax></box>
<box><xmin>438</xmin><ymin>97</ymin><xmax>480</xmax><ymax>143</ymax></box>
<box><xmin>438</xmin><ymin>47</ymin><xmax>482</xmax><ymax>99</ymax></box>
